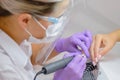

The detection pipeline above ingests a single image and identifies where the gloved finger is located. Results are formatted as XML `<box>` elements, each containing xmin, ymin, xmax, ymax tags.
<box><xmin>72</xmin><ymin>54</ymin><xmax>83</xmax><ymax>64</ymax></box>
<box><xmin>79</xmin><ymin>64</ymin><xmax>86</xmax><ymax>78</ymax></box>
<box><xmin>63</xmin><ymin>55</ymin><xmax>82</xmax><ymax>77</ymax></box>
<box><xmin>78</xmin><ymin>35</ymin><xmax>91</xmax><ymax>49</ymax></box>
<box><xmin>70</xmin><ymin>32</ymin><xmax>91</xmax><ymax>50</ymax></box>
<box><xmin>65</xmin><ymin>37</ymin><xmax>82</xmax><ymax>53</ymax></box>
<box><xmin>78</xmin><ymin>57</ymin><xmax>87</xmax><ymax>78</ymax></box>
<box><xmin>82</xmin><ymin>31</ymin><xmax>92</xmax><ymax>48</ymax></box>
<box><xmin>68</xmin><ymin>45</ymin><xmax>82</xmax><ymax>53</ymax></box>
<box><xmin>63</xmin><ymin>52</ymin><xmax>79</xmax><ymax>58</ymax></box>
<box><xmin>83</xmin><ymin>30</ymin><xmax>92</xmax><ymax>43</ymax></box>
<box><xmin>66</xmin><ymin>55</ymin><xmax>86</xmax><ymax>79</ymax></box>
<box><xmin>53</xmin><ymin>68</ymin><xmax>65</xmax><ymax>80</ymax></box>
<box><xmin>78</xmin><ymin>55</ymin><xmax>87</xmax><ymax>71</ymax></box>
<box><xmin>67</xmin><ymin>54</ymin><xmax>83</xmax><ymax>66</ymax></box>
<box><xmin>74</xmin><ymin>39</ymin><xmax>90</xmax><ymax>58</ymax></box>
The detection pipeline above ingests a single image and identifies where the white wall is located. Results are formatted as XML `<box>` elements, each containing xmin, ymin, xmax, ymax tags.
<box><xmin>87</xmin><ymin>0</ymin><xmax>120</xmax><ymax>25</ymax></box>
<box><xmin>64</xmin><ymin>0</ymin><xmax>120</xmax><ymax>37</ymax></box>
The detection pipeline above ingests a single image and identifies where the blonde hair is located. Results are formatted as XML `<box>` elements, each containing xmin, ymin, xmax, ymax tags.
<box><xmin>0</xmin><ymin>0</ymin><xmax>60</xmax><ymax>16</ymax></box>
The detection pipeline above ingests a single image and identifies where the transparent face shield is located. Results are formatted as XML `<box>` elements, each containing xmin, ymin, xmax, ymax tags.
<box><xmin>34</xmin><ymin>16</ymin><xmax>68</xmax><ymax>65</ymax></box>
<box><xmin>33</xmin><ymin>0</ymin><xmax>75</xmax><ymax>65</ymax></box>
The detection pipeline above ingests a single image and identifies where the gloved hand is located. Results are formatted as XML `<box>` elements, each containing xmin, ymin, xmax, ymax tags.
<box><xmin>53</xmin><ymin>53</ymin><xmax>87</xmax><ymax>80</ymax></box>
<box><xmin>55</xmin><ymin>30</ymin><xmax>92</xmax><ymax>58</ymax></box>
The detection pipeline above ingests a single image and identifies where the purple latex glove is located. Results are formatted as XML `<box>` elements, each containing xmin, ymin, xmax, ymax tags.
<box><xmin>53</xmin><ymin>53</ymin><xmax>87</xmax><ymax>80</ymax></box>
<box><xmin>55</xmin><ymin>30</ymin><xmax>92</xmax><ymax>58</ymax></box>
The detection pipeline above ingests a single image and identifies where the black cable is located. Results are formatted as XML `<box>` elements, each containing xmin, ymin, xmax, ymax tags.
<box><xmin>34</xmin><ymin>69</ymin><xmax>46</xmax><ymax>80</ymax></box>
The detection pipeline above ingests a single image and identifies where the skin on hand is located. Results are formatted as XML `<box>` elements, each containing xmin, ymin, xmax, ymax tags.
<box><xmin>90</xmin><ymin>30</ymin><xmax>120</xmax><ymax>65</ymax></box>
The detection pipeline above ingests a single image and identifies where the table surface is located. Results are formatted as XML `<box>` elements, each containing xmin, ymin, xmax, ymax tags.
<box><xmin>98</xmin><ymin>43</ymin><xmax>120</xmax><ymax>80</ymax></box>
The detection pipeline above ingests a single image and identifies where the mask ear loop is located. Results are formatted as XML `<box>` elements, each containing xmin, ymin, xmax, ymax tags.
<box><xmin>33</xmin><ymin>17</ymin><xmax>47</xmax><ymax>31</ymax></box>
<box><xmin>24</xmin><ymin>17</ymin><xmax>47</xmax><ymax>40</ymax></box>
<box><xmin>24</xmin><ymin>28</ymin><xmax>33</xmax><ymax>37</ymax></box>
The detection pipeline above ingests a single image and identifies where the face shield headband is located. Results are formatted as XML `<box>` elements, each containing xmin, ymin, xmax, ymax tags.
<box><xmin>34</xmin><ymin>0</ymin><xmax>62</xmax><ymax>3</ymax></box>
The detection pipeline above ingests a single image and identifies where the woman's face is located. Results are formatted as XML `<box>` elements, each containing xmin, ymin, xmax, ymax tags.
<box><xmin>27</xmin><ymin>0</ymin><xmax>70</xmax><ymax>39</ymax></box>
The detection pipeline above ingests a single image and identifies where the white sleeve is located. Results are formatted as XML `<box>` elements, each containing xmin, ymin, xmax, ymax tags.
<box><xmin>0</xmin><ymin>64</ymin><xmax>22</xmax><ymax>80</ymax></box>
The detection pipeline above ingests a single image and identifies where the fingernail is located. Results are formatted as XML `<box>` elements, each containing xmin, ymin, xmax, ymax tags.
<box><xmin>92</xmin><ymin>61</ymin><xmax>96</xmax><ymax>66</ymax></box>
<box><xmin>98</xmin><ymin>55</ymin><xmax>101</xmax><ymax>60</ymax></box>
<box><xmin>95</xmin><ymin>57</ymin><xmax>98</xmax><ymax>62</ymax></box>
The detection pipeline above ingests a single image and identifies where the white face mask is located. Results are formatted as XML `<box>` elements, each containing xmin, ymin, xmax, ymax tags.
<box><xmin>25</xmin><ymin>16</ymin><xmax>66</xmax><ymax>43</ymax></box>
<box><xmin>19</xmin><ymin>40</ymin><xmax>32</xmax><ymax>58</ymax></box>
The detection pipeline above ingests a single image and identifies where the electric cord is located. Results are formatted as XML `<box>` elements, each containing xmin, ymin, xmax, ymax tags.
<box><xmin>34</xmin><ymin>69</ymin><xmax>46</xmax><ymax>80</ymax></box>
